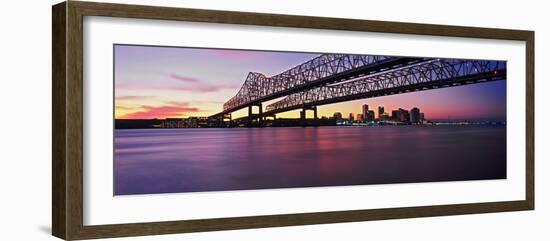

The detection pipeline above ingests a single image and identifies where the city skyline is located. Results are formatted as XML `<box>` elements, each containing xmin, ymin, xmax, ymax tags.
<box><xmin>115</xmin><ymin>45</ymin><xmax>506</xmax><ymax>122</ymax></box>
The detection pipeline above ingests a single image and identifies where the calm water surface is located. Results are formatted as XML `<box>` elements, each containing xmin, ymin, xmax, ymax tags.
<box><xmin>114</xmin><ymin>126</ymin><xmax>506</xmax><ymax>195</ymax></box>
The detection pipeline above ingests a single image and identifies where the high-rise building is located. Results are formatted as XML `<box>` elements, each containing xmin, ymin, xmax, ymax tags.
<box><xmin>378</xmin><ymin>106</ymin><xmax>384</xmax><ymax>119</ymax></box>
<box><xmin>401</xmin><ymin>109</ymin><xmax>410</xmax><ymax>122</ymax></box>
<box><xmin>419</xmin><ymin>113</ymin><xmax>425</xmax><ymax>123</ymax></box>
<box><xmin>333</xmin><ymin>112</ymin><xmax>343</xmax><ymax>120</ymax></box>
<box><xmin>410</xmin><ymin>107</ymin><xmax>421</xmax><ymax>124</ymax></box>
<box><xmin>356</xmin><ymin>114</ymin><xmax>363</xmax><ymax>121</ymax></box>
<box><xmin>362</xmin><ymin>104</ymin><xmax>369</xmax><ymax>120</ymax></box>
<box><xmin>349</xmin><ymin>113</ymin><xmax>354</xmax><ymax>121</ymax></box>
<box><xmin>366</xmin><ymin>110</ymin><xmax>375</xmax><ymax>121</ymax></box>
<box><xmin>392</xmin><ymin>108</ymin><xmax>410</xmax><ymax>122</ymax></box>
<box><xmin>391</xmin><ymin>110</ymin><xmax>400</xmax><ymax>121</ymax></box>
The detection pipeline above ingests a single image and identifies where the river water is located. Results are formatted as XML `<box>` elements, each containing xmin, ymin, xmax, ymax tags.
<box><xmin>114</xmin><ymin>125</ymin><xmax>506</xmax><ymax>195</ymax></box>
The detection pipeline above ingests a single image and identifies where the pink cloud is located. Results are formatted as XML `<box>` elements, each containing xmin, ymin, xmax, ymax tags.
<box><xmin>116</xmin><ymin>76</ymin><xmax>238</xmax><ymax>93</ymax></box>
<box><xmin>169</xmin><ymin>74</ymin><xmax>200</xmax><ymax>83</ymax></box>
<box><xmin>175</xmin><ymin>84</ymin><xmax>239</xmax><ymax>93</ymax></box>
<box><xmin>119</xmin><ymin>102</ymin><xmax>199</xmax><ymax>119</ymax></box>
<box><xmin>190</xmin><ymin>100</ymin><xmax>224</xmax><ymax>104</ymax></box>
<box><xmin>115</xmin><ymin>105</ymin><xmax>134</xmax><ymax>110</ymax></box>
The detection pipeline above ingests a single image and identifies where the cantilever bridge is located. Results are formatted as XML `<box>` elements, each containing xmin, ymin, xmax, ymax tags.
<box><xmin>210</xmin><ymin>54</ymin><xmax>506</xmax><ymax>126</ymax></box>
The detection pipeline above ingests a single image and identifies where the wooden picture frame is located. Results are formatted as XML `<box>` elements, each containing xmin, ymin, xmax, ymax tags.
<box><xmin>52</xmin><ymin>1</ymin><xmax>534</xmax><ymax>240</ymax></box>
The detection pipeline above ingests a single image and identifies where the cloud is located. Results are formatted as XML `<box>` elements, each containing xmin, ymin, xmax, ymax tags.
<box><xmin>169</xmin><ymin>74</ymin><xmax>200</xmax><ymax>83</ymax></box>
<box><xmin>164</xmin><ymin>101</ymin><xmax>194</xmax><ymax>106</ymax></box>
<box><xmin>168</xmin><ymin>73</ymin><xmax>239</xmax><ymax>93</ymax></box>
<box><xmin>115</xmin><ymin>105</ymin><xmax>134</xmax><ymax>110</ymax></box>
<box><xmin>115</xmin><ymin>95</ymin><xmax>154</xmax><ymax>100</ymax></box>
<box><xmin>190</xmin><ymin>100</ymin><xmax>224</xmax><ymax>104</ymax></box>
<box><xmin>119</xmin><ymin>102</ymin><xmax>199</xmax><ymax>119</ymax></box>
<box><xmin>175</xmin><ymin>86</ymin><xmax>225</xmax><ymax>93</ymax></box>
<box><xmin>175</xmin><ymin>84</ymin><xmax>240</xmax><ymax>93</ymax></box>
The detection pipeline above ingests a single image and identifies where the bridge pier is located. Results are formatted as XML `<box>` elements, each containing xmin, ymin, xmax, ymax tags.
<box><xmin>258</xmin><ymin>103</ymin><xmax>263</xmax><ymax>127</ymax></box>
<box><xmin>248</xmin><ymin>106</ymin><xmax>253</xmax><ymax>127</ymax></box>
<box><xmin>313</xmin><ymin>106</ymin><xmax>318</xmax><ymax>121</ymax></box>
<box><xmin>300</xmin><ymin>106</ymin><xmax>318</xmax><ymax>127</ymax></box>
<box><xmin>247</xmin><ymin>103</ymin><xmax>263</xmax><ymax>127</ymax></box>
<box><xmin>223</xmin><ymin>113</ymin><xmax>232</xmax><ymax>127</ymax></box>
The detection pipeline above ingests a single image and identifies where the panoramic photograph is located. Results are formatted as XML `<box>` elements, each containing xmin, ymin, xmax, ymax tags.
<box><xmin>114</xmin><ymin>44</ymin><xmax>507</xmax><ymax>196</ymax></box>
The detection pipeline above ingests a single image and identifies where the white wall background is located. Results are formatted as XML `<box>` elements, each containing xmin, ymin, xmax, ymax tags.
<box><xmin>0</xmin><ymin>0</ymin><xmax>547</xmax><ymax>240</ymax></box>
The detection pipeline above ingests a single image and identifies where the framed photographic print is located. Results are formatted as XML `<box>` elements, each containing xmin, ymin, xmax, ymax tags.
<box><xmin>52</xmin><ymin>1</ymin><xmax>534</xmax><ymax>240</ymax></box>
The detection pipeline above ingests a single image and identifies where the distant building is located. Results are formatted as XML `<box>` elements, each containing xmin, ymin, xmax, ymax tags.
<box><xmin>410</xmin><ymin>107</ymin><xmax>421</xmax><ymax>124</ymax></box>
<box><xmin>378</xmin><ymin>106</ymin><xmax>384</xmax><ymax>119</ymax></box>
<box><xmin>366</xmin><ymin>110</ymin><xmax>375</xmax><ymax>121</ymax></box>
<box><xmin>391</xmin><ymin>110</ymin><xmax>400</xmax><ymax>121</ymax></box>
<box><xmin>333</xmin><ymin>112</ymin><xmax>343</xmax><ymax>120</ymax></box>
<box><xmin>196</xmin><ymin>117</ymin><xmax>209</xmax><ymax>127</ymax></box>
<box><xmin>379</xmin><ymin>112</ymin><xmax>390</xmax><ymax>121</ymax></box>
<box><xmin>186</xmin><ymin>117</ymin><xmax>198</xmax><ymax>128</ymax></box>
<box><xmin>349</xmin><ymin>113</ymin><xmax>354</xmax><ymax>121</ymax></box>
<box><xmin>391</xmin><ymin>108</ymin><xmax>410</xmax><ymax>122</ymax></box>
<box><xmin>362</xmin><ymin>104</ymin><xmax>369</xmax><ymax>119</ymax></box>
<box><xmin>356</xmin><ymin>114</ymin><xmax>363</xmax><ymax>121</ymax></box>
<box><xmin>420</xmin><ymin>113</ymin><xmax>425</xmax><ymax>123</ymax></box>
<box><xmin>401</xmin><ymin>109</ymin><xmax>410</xmax><ymax>123</ymax></box>
<box><xmin>161</xmin><ymin>118</ymin><xmax>186</xmax><ymax>128</ymax></box>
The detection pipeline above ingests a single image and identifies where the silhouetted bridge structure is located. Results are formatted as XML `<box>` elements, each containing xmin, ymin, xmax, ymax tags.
<box><xmin>210</xmin><ymin>54</ymin><xmax>506</xmax><ymax>127</ymax></box>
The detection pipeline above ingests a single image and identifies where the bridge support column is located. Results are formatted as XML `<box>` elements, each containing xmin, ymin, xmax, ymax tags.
<box><xmin>313</xmin><ymin>106</ymin><xmax>318</xmax><ymax>127</ymax></box>
<box><xmin>258</xmin><ymin>103</ymin><xmax>263</xmax><ymax>127</ymax></box>
<box><xmin>314</xmin><ymin>107</ymin><xmax>318</xmax><ymax>120</ymax></box>
<box><xmin>247</xmin><ymin>106</ymin><xmax>253</xmax><ymax>127</ymax></box>
<box><xmin>223</xmin><ymin>113</ymin><xmax>232</xmax><ymax>127</ymax></box>
<box><xmin>300</xmin><ymin>106</ymin><xmax>318</xmax><ymax>127</ymax></box>
<box><xmin>247</xmin><ymin>103</ymin><xmax>263</xmax><ymax>127</ymax></box>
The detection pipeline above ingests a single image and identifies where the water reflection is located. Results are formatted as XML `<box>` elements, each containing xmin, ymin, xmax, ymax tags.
<box><xmin>114</xmin><ymin>126</ymin><xmax>506</xmax><ymax>195</ymax></box>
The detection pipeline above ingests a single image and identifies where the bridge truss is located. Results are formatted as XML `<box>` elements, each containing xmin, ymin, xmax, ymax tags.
<box><xmin>221</xmin><ymin>53</ymin><xmax>422</xmax><ymax>114</ymax></box>
<box><xmin>264</xmin><ymin>58</ymin><xmax>506</xmax><ymax>115</ymax></box>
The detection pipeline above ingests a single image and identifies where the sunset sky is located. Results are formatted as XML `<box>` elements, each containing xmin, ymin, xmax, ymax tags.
<box><xmin>114</xmin><ymin>44</ymin><xmax>506</xmax><ymax>121</ymax></box>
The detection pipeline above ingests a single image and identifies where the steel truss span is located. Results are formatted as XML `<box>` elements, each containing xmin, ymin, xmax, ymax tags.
<box><xmin>264</xmin><ymin>59</ymin><xmax>506</xmax><ymax>115</ymax></box>
<box><xmin>221</xmin><ymin>53</ymin><xmax>422</xmax><ymax>114</ymax></box>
